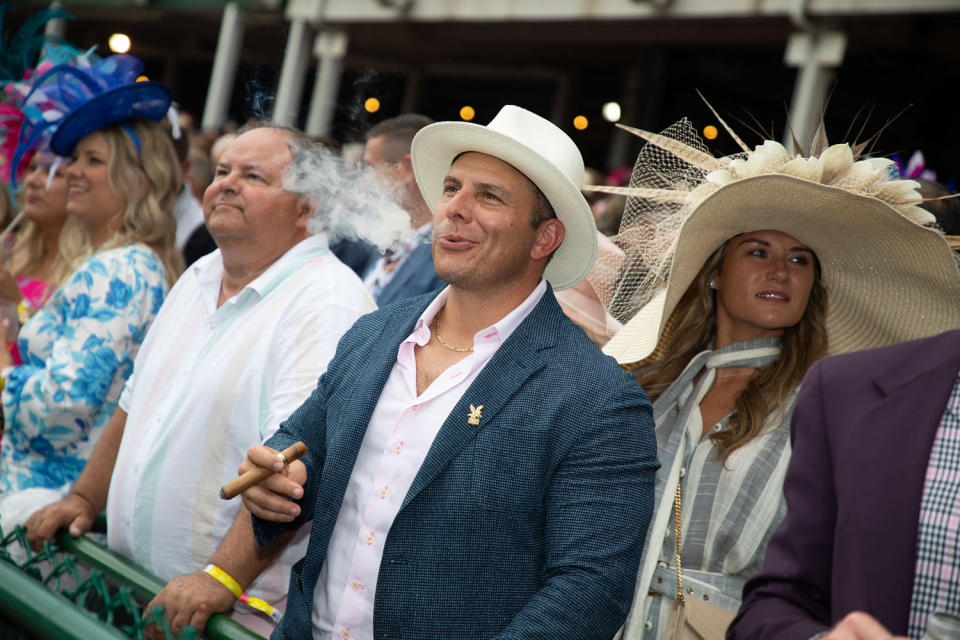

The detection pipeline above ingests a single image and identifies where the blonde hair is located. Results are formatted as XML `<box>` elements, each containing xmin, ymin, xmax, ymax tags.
<box><xmin>9</xmin><ymin>217</ymin><xmax>84</xmax><ymax>290</ymax></box>
<box><xmin>0</xmin><ymin>183</ymin><xmax>14</xmax><ymax>229</ymax></box>
<box><xmin>9</xmin><ymin>162</ymin><xmax>83</xmax><ymax>291</ymax></box>
<box><xmin>630</xmin><ymin>237</ymin><xmax>828</xmax><ymax>463</ymax></box>
<box><xmin>60</xmin><ymin>119</ymin><xmax>184</xmax><ymax>285</ymax></box>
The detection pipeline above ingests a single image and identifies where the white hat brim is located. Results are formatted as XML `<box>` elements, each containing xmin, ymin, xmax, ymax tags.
<box><xmin>411</xmin><ymin>121</ymin><xmax>597</xmax><ymax>291</ymax></box>
<box><xmin>604</xmin><ymin>174</ymin><xmax>960</xmax><ymax>364</ymax></box>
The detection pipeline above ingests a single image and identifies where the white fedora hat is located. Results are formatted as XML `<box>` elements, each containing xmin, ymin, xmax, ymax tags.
<box><xmin>410</xmin><ymin>105</ymin><xmax>598</xmax><ymax>291</ymax></box>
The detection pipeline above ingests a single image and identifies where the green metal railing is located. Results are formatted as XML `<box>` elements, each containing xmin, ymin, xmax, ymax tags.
<box><xmin>0</xmin><ymin>521</ymin><xmax>264</xmax><ymax>640</ymax></box>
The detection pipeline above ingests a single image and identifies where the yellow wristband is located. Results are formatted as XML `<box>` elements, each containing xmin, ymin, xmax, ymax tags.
<box><xmin>204</xmin><ymin>564</ymin><xmax>242</xmax><ymax>599</ymax></box>
<box><xmin>240</xmin><ymin>594</ymin><xmax>282</xmax><ymax>623</ymax></box>
<box><xmin>204</xmin><ymin>563</ymin><xmax>282</xmax><ymax>622</ymax></box>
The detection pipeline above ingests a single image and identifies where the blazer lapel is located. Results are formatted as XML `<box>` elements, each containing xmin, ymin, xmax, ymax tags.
<box><xmin>399</xmin><ymin>291</ymin><xmax>560</xmax><ymax>510</ymax></box>
<box><xmin>852</xmin><ymin>331</ymin><xmax>960</xmax><ymax>628</ymax></box>
<box><xmin>321</xmin><ymin>299</ymin><xmax>432</xmax><ymax>504</ymax></box>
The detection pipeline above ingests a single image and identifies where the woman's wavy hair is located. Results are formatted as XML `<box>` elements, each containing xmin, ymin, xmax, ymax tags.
<box><xmin>60</xmin><ymin>118</ymin><xmax>183</xmax><ymax>285</ymax></box>
<box><xmin>0</xmin><ymin>183</ymin><xmax>14</xmax><ymax>229</ymax></box>
<box><xmin>629</xmin><ymin>235</ymin><xmax>829</xmax><ymax>464</ymax></box>
<box><xmin>10</xmin><ymin>164</ymin><xmax>84</xmax><ymax>291</ymax></box>
<box><xmin>10</xmin><ymin>218</ymin><xmax>84</xmax><ymax>291</ymax></box>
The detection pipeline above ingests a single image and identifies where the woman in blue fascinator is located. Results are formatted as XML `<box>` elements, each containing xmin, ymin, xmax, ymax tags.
<box><xmin>0</xmin><ymin>43</ymin><xmax>90</xmax><ymax>365</ymax></box>
<box><xmin>0</xmin><ymin>53</ymin><xmax>182</xmax><ymax>524</ymax></box>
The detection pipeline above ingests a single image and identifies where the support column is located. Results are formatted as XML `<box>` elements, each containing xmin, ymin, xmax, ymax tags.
<box><xmin>550</xmin><ymin>73</ymin><xmax>571</xmax><ymax>127</ymax></box>
<box><xmin>201</xmin><ymin>2</ymin><xmax>244</xmax><ymax>132</ymax></box>
<box><xmin>783</xmin><ymin>30</ymin><xmax>846</xmax><ymax>152</ymax></box>
<box><xmin>605</xmin><ymin>66</ymin><xmax>643</xmax><ymax>171</ymax></box>
<box><xmin>44</xmin><ymin>0</ymin><xmax>66</xmax><ymax>39</ymax></box>
<box><xmin>305</xmin><ymin>29</ymin><xmax>348</xmax><ymax>137</ymax></box>
<box><xmin>604</xmin><ymin>49</ymin><xmax>664</xmax><ymax>171</ymax></box>
<box><xmin>401</xmin><ymin>69</ymin><xmax>422</xmax><ymax>114</ymax></box>
<box><xmin>273</xmin><ymin>18</ymin><xmax>313</xmax><ymax>127</ymax></box>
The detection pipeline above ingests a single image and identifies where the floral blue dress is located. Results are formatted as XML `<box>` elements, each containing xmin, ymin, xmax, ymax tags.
<box><xmin>0</xmin><ymin>243</ymin><xmax>167</xmax><ymax>494</ymax></box>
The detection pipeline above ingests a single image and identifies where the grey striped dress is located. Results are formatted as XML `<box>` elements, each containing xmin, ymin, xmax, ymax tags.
<box><xmin>619</xmin><ymin>338</ymin><xmax>796</xmax><ymax>639</ymax></box>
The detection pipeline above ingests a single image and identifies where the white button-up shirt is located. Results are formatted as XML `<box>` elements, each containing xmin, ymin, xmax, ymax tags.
<box><xmin>108</xmin><ymin>234</ymin><xmax>376</xmax><ymax>607</ymax></box>
<box><xmin>312</xmin><ymin>280</ymin><xmax>547</xmax><ymax>640</ymax></box>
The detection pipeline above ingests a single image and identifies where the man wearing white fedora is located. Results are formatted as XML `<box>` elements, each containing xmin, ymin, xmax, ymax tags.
<box><xmin>178</xmin><ymin>105</ymin><xmax>659</xmax><ymax>640</ymax></box>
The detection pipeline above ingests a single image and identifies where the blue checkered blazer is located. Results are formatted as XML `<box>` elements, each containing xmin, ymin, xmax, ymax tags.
<box><xmin>254</xmin><ymin>288</ymin><xmax>658</xmax><ymax>640</ymax></box>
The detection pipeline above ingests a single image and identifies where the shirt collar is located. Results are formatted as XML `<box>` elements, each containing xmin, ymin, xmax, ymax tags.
<box><xmin>192</xmin><ymin>232</ymin><xmax>331</xmax><ymax>303</ymax></box>
<box><xmin>407</xmin><ymin>279</ymin><xmax>548</xmax><ymax>348</ymax></box>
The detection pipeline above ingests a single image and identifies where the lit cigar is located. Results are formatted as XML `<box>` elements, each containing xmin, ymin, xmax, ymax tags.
<box><xmin>219</xmin><ymin>441</ymin><xmax>308</xmax><ymax>500</ymax></box>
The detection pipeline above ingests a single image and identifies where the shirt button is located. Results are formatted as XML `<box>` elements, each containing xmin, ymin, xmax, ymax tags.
<box><xmin>679</xmin><ymin>467</ymin><xmax>686</xmax><ymax>477</ymax></box>
<box><xmin>411</xmin><ymin>404</ymin><xmax>420</xmax><ymax>411</ymax></box>
<box><xmin>644</xmin><ymin>620</ymin><xmax>653</xmax><ymax>630</ymax></box>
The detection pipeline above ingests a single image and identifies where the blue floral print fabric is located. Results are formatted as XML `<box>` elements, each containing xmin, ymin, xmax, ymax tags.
<box><xmin>0</xmin><ymin>244</ymin><xmax>167</xmax><ymax>493</ymax></box>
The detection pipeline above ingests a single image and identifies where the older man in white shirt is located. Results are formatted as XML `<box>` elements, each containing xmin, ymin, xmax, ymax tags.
<box><xmin>25</xmin><ymin>123</ymin><xmax>375</xmax><ymax>636</ymax></box>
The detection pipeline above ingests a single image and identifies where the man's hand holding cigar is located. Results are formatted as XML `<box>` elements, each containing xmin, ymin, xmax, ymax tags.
<box><xmin>235</xmin><ymin>443</ymin><xmax>309</xmax><ymax>523</ymax></box>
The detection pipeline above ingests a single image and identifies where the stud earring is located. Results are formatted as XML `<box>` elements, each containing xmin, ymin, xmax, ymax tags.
<box><xmin>708</xmin><ymin>280</ymin><xmax>716</xmax><ymax>289</ymax></box>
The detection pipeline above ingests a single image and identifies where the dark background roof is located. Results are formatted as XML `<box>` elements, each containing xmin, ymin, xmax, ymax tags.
<box><xmin>9</xmin><ymin>3</ymin><xmax>960</xmax><ymax>184</ymax></box>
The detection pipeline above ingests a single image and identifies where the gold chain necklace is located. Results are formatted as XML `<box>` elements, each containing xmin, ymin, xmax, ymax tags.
<box><xmin>433</xmin><ymin>310</ymin><xmax>473</xmax><ymax>353</ymax></box>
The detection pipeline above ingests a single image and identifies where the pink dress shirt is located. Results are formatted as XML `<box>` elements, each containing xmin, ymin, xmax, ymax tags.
<box><xmin>312</xmin><ymin>281</ymin><xmax>548</xmax><ymax>640</ymax></box>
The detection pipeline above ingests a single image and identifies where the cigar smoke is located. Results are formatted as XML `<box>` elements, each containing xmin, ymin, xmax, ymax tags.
<box><xmin>284</xmin><ymin>144</ymin><xmax>416</xmax><ymax>251</ymax></box>
<box><xmin>245</xmin><ymin>73</ymin><xmax>275</xmax><ymax>121</ymax></box>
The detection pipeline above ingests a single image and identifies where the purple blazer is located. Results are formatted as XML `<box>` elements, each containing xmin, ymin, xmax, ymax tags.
<box><xmin>728</xmin><ymin>329</ymin><xmax>960</xmax><ymax>639</ymax></box>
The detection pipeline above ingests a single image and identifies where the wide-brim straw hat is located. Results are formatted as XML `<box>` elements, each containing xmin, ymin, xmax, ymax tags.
<box><xmin>602</xmin><ymin>173</ymin><xmax>960</xmax><ymax>365</ymax></box>
<box><xmin>411</xmin><ymin>105</ymin><xmax>597</xmax><ymax>291</ymax></box>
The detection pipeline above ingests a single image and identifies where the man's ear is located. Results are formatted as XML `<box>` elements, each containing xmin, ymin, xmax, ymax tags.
<box><xmin>531</xmin><ymin>219</ymin><xmax>565</xmax><ymax>261</ymax></box>
<box><xmin>399</xmin><ymin>153</ymin><xmax>414</xmax><ymax>178</ymax></box>
<box><xmin>295</xmin><ymin>195</ymin><xmax>314</xmax><ymax>228</ymax></box>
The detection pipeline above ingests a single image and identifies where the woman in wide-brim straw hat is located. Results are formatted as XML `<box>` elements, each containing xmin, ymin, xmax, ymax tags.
<box><xmin>0</xmin><ymin>52</ymin><xmax>182</xmax><ymax>524</ymax></box>
<box><xmin>585</xmin><ymin>117</ymin><xmax>960</xmax><ymax>640</ymax></box>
